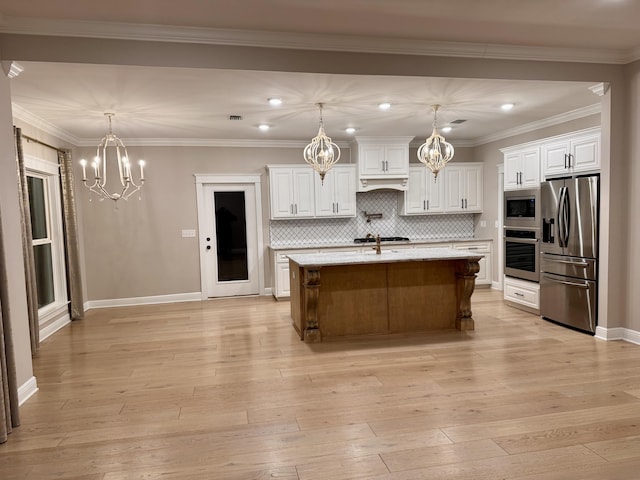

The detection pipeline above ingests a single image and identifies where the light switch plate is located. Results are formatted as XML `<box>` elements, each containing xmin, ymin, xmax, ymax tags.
<box><xmin>181</xmin><ymin>229</ymin><xmax>196</xmax><ymax>238</ymax></box>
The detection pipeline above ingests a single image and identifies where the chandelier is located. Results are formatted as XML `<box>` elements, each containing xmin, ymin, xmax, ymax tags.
<box><xmin>79</xmin><ymin>113</ymin><xmax>145</xmax><ymax>202</ymax></box>
<box><xmin>303</xmin><ymin>103</ymin><xmax>341</xmax><ymax>184</ymax></box>
<box><xmin>417</xmin><ymin>104</ymin><xmax>455</xmax><ymax>180</ymax></box>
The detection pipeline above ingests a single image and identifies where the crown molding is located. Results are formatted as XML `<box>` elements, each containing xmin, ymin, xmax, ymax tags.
<box><xmin>0</xmin><ymin>16</ymin><xmax>633</xmax><ymax>65</ymax></box>
<box><xmin>626</xmin><ymin>45</ymin><xmax>640</xmax><ymax>63</ymax></box>
<box><xmin>468</xmin><ymin>103</ymin><xmax>601</xmax><ymax>146</ymax></box>
<box><xmin>74</xmin><ymin>137</ymin><xmax>344</xmax><ymax>148</ymax></box>
<box><xmin>13</xmin><ymin>101</ymin><xmax>600</xmax><ymax>150</ymax></box>
<box><xmin>11</xmin><ymin>103</ymin><xmax>81</xmax><ymax>145</ymax></box>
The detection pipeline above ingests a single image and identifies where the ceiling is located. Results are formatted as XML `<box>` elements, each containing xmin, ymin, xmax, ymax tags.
<box><xmin>3</xmin><ymin>0</ymin><xmax>635</xmax><ymax>145</ymax></box>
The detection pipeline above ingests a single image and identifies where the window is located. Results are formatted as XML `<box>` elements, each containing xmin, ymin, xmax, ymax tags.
<box><xmin>26</xmin><ymin>156</ymin><xmax>68</xmax><ymax>323</ymax></box>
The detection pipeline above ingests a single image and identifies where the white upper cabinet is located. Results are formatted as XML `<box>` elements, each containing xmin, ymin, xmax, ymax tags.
<box><xmin>314</xmin><ymin>165</ymin><xmax>356</xmax><ymax>217</ymax></box>
<box><xmin>267</xmin><ymin>166</ymin><xmax>316</xmax><ymax>219</ymax></box>
<box><xmin>503</xmin><ymin>146</ymin><xmax>540</xmax><ymax>191</ymax></box>
<box><xmin>399</xmin><ymin>166</ymin><xmax>445</xmax><ymax>215</ymax></box>
<box><xmin>444</xmin><ymin>163</ymin><xmax>483</xmax><ymax>213</ymax></box>
<box><xmin>542</xmin><ymin>128</ymin><xmax>600</xmax><ymax>178</ymax></box>
<box><xmin>351</xmin><ymin>136</ymin><xmax>413</xmax><ymax>191</ymax></box>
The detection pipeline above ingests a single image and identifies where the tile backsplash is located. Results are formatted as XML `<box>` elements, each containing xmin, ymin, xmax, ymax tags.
<box><xmin>269</xmin><ymin>190</ymin><xmax>474</xmax><ymax>246</ymax></box>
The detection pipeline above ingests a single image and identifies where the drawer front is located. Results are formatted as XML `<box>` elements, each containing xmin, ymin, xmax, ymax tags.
<box><xmin>504</xmin><ymin>281</ymin><xmax>539</xmax><ymax>309</ymax></box>
<box><xmin>276</xmin><ymin>249</ymin><xmax>317</xmax><ymax>263</ymax></box>
<box><xmin>454</xmin><ymin>242</ymin><xmax>490</xmax><ymax>253</ymax></box>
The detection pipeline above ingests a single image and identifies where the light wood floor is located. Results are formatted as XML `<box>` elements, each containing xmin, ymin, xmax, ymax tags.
<box><xmin>3</xmin><ymin>289</ymin><xmax>640</xmax><ymax>479</ymax></box>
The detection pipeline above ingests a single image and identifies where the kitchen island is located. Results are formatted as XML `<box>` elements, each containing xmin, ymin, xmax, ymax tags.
<box><xmin>288</xmin><ymin>248</ymin><xmax>483</xmax><ymax>342</ymax></box>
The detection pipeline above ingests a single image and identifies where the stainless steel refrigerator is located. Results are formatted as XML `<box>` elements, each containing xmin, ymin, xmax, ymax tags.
<box><xmin>540</xmin><ymin>175</ymin><xmax>599</xmax><ymax>334</ymax></box>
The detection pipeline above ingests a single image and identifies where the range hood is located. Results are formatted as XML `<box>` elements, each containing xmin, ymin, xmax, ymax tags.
<box><xmin>351</xmin><ymin>136</ymin><xmax>414</xmax><ymax>193</ymax></box>
<box><xmin>357</xmin><ymin>176</ymin><xmax>409</xmax><ymax>192</ymax></box>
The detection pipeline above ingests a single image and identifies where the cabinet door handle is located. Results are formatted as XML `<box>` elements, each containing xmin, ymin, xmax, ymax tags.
<box><xmin>568</xmin><ymin>153</ymin><xmax>573</xmax><ymax>168</ymax></box>
<box><xmin>295</xmin><ymin>204</ymin><xmax>298</xmax><ymax>214</ymax></box>
<box><xmin>335</xmin><ymin>202</ymin><xmax>338</xmax><ymax>213</ymax></box>
<box><xmin>461</xmin><ymin>199</ymin><xmax>464</xmax><ymax>208</ymax></box>
<box><xmin>564</xmin><ymin>154</ymin><xmax>568</xmax><ymax>169</ymax></box>
<box><xmin>465</xmin><ymin>198</ymin><xmax>468</xmax><ymax>209</ymax></box>
<box><xmin>427</xmin><ymin>200</ymin><xmax>430</xmax><ymax>210</ymax></box>
<box><xmin>423</xmin><ymin>200</ymin><xmax>426</xmax><ymax>210</ymax></box>
<box><xmin>290</xmin><ymin>204</ymin><xmax>293</xmax><ymax>214</ymax></box>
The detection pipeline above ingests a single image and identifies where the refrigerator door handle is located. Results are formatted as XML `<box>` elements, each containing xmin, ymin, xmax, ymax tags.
<box><xmin>558</xmin><ymin>186</ymin><xmax>570</xmax><ymax>248</ymax></box>
<box><xmin>542</xmin><ymin>275</ymin><xmax>590</xmax><ymax>289</ymax></box>
<box><xmin>549</xmin><ymin>258</ymin><xmax>589</xmax><ymax>267</ymax></box>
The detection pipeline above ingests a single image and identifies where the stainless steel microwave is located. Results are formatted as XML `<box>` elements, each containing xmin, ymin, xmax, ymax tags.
<box><xmin>504</xmin><ymin>188</ymin><xmax>540</xmax><ymax>229</ymax></box>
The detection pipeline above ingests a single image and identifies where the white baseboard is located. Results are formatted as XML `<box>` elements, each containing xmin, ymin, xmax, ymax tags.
<box><xmin>39</xmin><ymin>313</ymin><xmax>71</xmax><ymax>342</ymax></box>
<box><xmin>491</xmin><ymin>280</ymin><xmax>502</xmax><ymax>291</ymax></box>
<box><xmin>595</xmin><ymin>326</ymin><xmax>640</xmax><ymax>345</ymax></box>
<box><xmin>18</xmin><ymin>376</ymin><xmax>38</xmax><ymax>406</ymax></box>
<box><xmin>264</xmin><ymin>287</ymin><xmax>272</xmax><ymax>296</ymax></box>
<box><xmin>85</xmin><ymin>292</ymin><xmax>202</xmax><ymax>310</ymax></box>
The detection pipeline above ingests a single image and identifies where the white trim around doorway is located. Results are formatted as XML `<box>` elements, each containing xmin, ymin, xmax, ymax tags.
<box><xmin>194</xmin><ymin>174</ymin><xmax>266</xmax><ymax>299</ymax></box>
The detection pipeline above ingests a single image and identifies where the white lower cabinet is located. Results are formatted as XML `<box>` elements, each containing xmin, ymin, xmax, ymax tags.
<box><xmin>453</xmin><ymin>241</ymin><xmax>492</xmax><ymax>286</ymax></box>
<box><xmin>503</xmin><ymin>275</ymin><xmax>540</xmax><ymax>311</ymax></box>
<box><xmin>271</xmin><ymin>249</ymin><xmax>318</xmax><ymax>299</ymax></box>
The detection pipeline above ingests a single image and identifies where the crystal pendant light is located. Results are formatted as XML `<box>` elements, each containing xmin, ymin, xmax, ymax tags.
<box><xmin>79</xmin><ymin>113</ymin><xmax>145</xmax><ymax>202</ymax></box>
<box><xmin>417</xmin><ymin>105</ymin><xmax>455</xmax><ymax>180</ymax></box>
<box><xmin>303</xmin><ymin>103</ymin><xmax>341</xmax><ymax>184</ymax></box>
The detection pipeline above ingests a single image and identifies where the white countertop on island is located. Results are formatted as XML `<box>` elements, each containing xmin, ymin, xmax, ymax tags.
<box><xmin>287</xmin><ymin>247</ymin><xmax>484</xmax><ymax>267</ymax></box>
<box><xmin>269</xmin><ymin>238</ymin><xmax>492</xmax><ymax>251</ymax></box>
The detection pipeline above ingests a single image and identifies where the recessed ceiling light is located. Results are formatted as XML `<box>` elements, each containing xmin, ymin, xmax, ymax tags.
<box><xmin>378</xmin><ymin>102</ymin><xmax>391</xmax><ymax>111</ymax></box>
<box><xmin>258</xmin><ymin>124</ymin><xmax>270</xmax><ymax>131</ymax></box>
<box><xmin>441</xmin><ymin>126</ymin><xmax>453</xmax><ymax>133</ymax></box>
<box><xmin>268</xmin><ymin>98</ymin><xmax>282</xmax><ymax>106</ymax></box>
<box><xmin>501</xmin><ymin>103</ymin><xmax>515</xmax><ymax>111</ymax></box>
<box><xmin>345</xmin><ymin>127</ymin><xmax>356</xmax><ymax>134</ymax></box>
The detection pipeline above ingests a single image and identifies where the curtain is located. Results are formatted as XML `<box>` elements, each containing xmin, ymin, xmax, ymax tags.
<box><xmin>58</xmin><ymin>149</ymin><xmax>84</xmax><ymax>320</ymax></box>
<box><xmin>0</xmin><ymin>207</ymin><xmax>21</xmax><ymax>444</ymax></box>
<box><xmin>14</xmin><ymin>127</ymin><xmax>39</xmax><ymax>355</ymax></box>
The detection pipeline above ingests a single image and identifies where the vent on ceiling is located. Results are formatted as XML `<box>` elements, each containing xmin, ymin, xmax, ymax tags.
<box><xmin>228</xmin><ymin>115</ymin><xmax>243</xmax><ymax>121</ymax></box>
<box><xmin>450</xmin><ymin>119</ymin><xmax>467</xmax><ymax>124</ymax></box>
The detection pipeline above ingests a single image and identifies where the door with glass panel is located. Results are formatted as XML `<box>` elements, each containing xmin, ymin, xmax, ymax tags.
<box><xmin>203</xmin><ymin>184</ymin><xmax>259</xmax><ymax>297</ymax></box>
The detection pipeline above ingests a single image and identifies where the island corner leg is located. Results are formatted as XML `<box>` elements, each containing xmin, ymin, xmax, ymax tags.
<box><xmin>456</xmin><ymin>258</ymin><xmax>480</xmax><ymax>331</ymax></box>
<box><xmin>302</xmin><ymin>267</ymin><xmax>322</xmax><ymax>343</ymax></box>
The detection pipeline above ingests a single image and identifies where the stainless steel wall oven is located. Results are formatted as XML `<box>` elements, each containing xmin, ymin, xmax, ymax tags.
<box><xmin>504</xmin><ymin>227</ymin><xmax>540</xmax><ymax>282</ymax></box>
<box><xmin>504</xmin><ymin>188</ymin><xmax>540</xmax><ymax>282</ymax></box>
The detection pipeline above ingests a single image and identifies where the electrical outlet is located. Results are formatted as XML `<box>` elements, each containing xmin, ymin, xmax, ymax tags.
<box><xmin>479</xmin><ymin>220</ymin><xmax>486</xmax><ymax>228</ymax></box>
<box><xmin>181</xmin><ymin>229</ymin><xmax>196</xmax><ymax>238</ymax></box>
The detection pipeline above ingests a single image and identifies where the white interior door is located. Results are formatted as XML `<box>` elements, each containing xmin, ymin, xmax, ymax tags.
<box><xmin>202</xmin><ymin>183</ymin><xmax>259</xmax><ymax>297</ymax></box>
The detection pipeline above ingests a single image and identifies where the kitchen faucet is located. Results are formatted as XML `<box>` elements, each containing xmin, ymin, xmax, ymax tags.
<box><xmin>366</xmin><ymin>233</ymin><xmax>382</xmax><ymax>254</ymax></box>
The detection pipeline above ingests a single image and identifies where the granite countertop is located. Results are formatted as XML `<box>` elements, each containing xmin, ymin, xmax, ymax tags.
<box><xmin>287</xmin><ymin>247</ymin><xmax>484</xmax><ymax>267</ymax></box>
<box><xmin>269</xmin><ymin>237</ymin><xmax>492</xmax><ymax>250</ymax></box>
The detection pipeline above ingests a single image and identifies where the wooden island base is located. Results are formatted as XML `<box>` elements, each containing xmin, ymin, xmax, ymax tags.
<box><xmin>289</xmin><ymin>255</ymin><xmax>480</xmax><ymax>343</ymax></box>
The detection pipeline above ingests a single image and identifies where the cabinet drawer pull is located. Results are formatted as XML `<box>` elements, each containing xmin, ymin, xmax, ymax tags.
<box><xmin>514</xmin><ymin>292</ymin><xmax>525</xmax><ymax>297</ymax></box>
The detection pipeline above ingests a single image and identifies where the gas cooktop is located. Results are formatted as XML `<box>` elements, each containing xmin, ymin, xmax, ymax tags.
<box><xmin>353</xmin><ymin>236</ymin><xmax>410</xmax><ymax>243</ymax></box>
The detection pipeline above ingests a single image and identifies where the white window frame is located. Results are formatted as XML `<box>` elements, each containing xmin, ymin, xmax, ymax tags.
<box><xmin>25</xmin><ymin>155</ymin><xmax>69</xmax><ymax>324</ymax></box>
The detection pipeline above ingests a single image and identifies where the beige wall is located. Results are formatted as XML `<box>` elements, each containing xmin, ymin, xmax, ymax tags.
<box><xmin>74</xmin><ymin>144</ymin><xmax>350</xmax><ymax>300</ymax></box>
<box><xmin>625</xmin><ymin>59</ymin><xmax>640</xmax><ymax>332</ymax></box>
<box><xmin>0</xmin><ymin>77</ymin><xmax>33</xmax><ymax>388</ymax></box>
